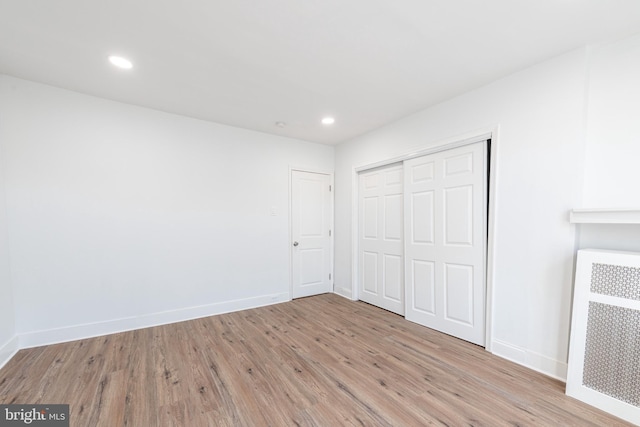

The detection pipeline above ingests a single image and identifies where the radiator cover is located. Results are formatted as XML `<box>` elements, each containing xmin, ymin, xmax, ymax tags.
<box><xmin>567</xmin><ymin>249</ymin><xmax>640</xmax><ymax>425</ymax></box>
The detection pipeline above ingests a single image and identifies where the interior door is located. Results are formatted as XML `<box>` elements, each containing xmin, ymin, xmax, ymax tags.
<box><xmin>358</xmin><ymin>164</ymin><xmax>404</xmax><ymax>315</ymax></box>
<box><xmin>291</xmin><ymin>170</ymin><xmax>332</xmax><ymax>299</ymax></box>
<box><xmin>404</xmin><ymin>142</ymin><xmax>487</xmax><ymax>345</ymax></box>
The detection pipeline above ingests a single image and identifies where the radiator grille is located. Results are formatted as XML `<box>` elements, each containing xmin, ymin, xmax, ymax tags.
<box><xmin>583</xmin><ymin>301</ymin><xmax>640</xmax><ymax>407</ymax></box>
<box><xmin>591</xmin><ymin>263</ymin><xmax>640</xmax><ymax>301</ymax></box>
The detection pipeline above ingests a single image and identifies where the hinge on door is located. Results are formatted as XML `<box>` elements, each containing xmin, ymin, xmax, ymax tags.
<box><xmin>329</xmin><ymin>185</ymin><xmax>332</xmax><ymax>192</ymax></box>
<box><xmin>329</xmin><ymin>229</ymin><xmax>332</xmax><ymax>237</ymax></box>
<box><xmin>329</xmin><ymin>273</ymin><xmax>332</xmax><ymax>280</ymax></box>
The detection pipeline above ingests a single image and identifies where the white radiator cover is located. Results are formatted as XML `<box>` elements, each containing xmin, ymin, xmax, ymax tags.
<box><xmin>567</xmin><ymin>249</ymin><xmax>640</xmax><ymax>426</ymax></box>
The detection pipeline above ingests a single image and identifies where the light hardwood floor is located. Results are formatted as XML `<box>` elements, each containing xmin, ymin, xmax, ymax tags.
<box><xmin>0</xmin><ymin>294</ymin><xmax>632</xmax><ymax>426</ymax></box>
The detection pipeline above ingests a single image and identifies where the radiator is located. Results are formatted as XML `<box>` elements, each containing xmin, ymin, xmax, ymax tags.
<box><xmin>567</xmin><ymin>249</ymin><xmax>640</xmax><ymax>426</ymax></box>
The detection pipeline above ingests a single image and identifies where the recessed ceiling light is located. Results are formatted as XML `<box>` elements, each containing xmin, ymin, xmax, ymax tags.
<box><xmin>275</xmin><ymin>121</ymin><xmax>286</xmax><ymax>128</ymax></box>
<box><xmin>108</xmin><ymin>55</ymin><xmax>133</xmax><ymax>70</ymax></box>
<box><xmin>321</xmin><ymin>117</ymin><xmax>335</xmax><ymax>125</ymax></box>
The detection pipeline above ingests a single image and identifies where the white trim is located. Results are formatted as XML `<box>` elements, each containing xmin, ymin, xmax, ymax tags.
<box><xmin>484</xmin><ymin>126</ymin><xmax>501</xmax><ymax>352</ymax></box>
<box><xmin>0</xmin><ymin>335</ymin><xmax>19</xmax><ymax>370</ymax></box>
<box><xmin>329</xmin><ymin>174</ymin><xmax>335</xmax><ymax>292</ymax></box>
<box><xmin>19</xmin><ymin>292</ymin><xmax>289</xmax><ymax>349</ymax></box>
<box><xmin>334</xmin><ymin>286</ymin><xmax>353</xmax><ymax>300</ymax></box>
<box><xmin>289</xmin><ymin>167</ymin><xmax>294</xmax><ymax>300</ymax></box>
<box><xmin>569</xmin><ymin>208</ymin><xmax>640</xmax><ymax>224</ymax></box>
<box><xmin>350</xmin><ymin>166</ymin><xmax>360</xmax><ymax>301</ymax></box>
<box><xmin>350</xmin><ymin>126</ymin><xmax>499</xmax><ymax>350</ymax></box>
<box><xmin>289</xmin><ymin>165</ymin><xmax>334</xmax><ymax>176</ymax></box>
<box><xmin>491</xmin><ymin>338</ymin><xmax>527</xmax><ymax>364</ymax></box>
<box><xmin>352</xmin><ymin>161</ymin><xmax>402</xmax><ymax>303</ymax></box>
<box><xmin>492</xmin><ymin>339</ymin><xmax>568</xmax><ymax>381</ymax></box>
<box><xmin>354</xmin><ymin>130</ymin><xmax>493</xmax><ymax>173</ymax></box>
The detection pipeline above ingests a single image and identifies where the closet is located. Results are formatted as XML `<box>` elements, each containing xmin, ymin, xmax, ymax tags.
<box><xmin>358</xmin><ymin>141</ymin><xmax>487</xmax><ymax>346</ymax></box>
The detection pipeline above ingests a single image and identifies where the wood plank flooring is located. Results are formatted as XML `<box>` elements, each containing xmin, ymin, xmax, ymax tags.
<box><xmin>0</xmin><ymin>294</ymin><xmax>632</xmax><ymax>426</ymax></box>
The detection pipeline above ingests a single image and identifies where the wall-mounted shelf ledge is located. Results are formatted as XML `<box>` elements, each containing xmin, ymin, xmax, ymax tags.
<box><xmin>570</xmin><ymin>209</ymin><xmax>640</xmax><ymax>224</ymax></box>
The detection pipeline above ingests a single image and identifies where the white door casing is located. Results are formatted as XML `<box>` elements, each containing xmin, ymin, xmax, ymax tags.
<box><xmin>291</xmin><ymin>170</ymin><xmax>333</xmax><ymax>299</ymax></box>
<box><xmin>358</xmin><ymin>164</ymin><xmax>404</xmax><ymax>315</ymax></box>
<box><xmin>404</xmin><ymin>141</ymin><xmax>487</xmax><ymax>345</ymax></box>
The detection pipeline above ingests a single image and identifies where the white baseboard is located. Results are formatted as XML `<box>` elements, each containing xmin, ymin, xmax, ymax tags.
<box><xmin>333</xmin><ymin>285</ymin><xmax>354</xmax><ymax>300</ymax></box>
<box><xmin>0</xmin><ymin>335</ymin><xmax>19</xmax><ymax>370</ymax></box>
<box><xmin>6</xmin><ymin>296</ymin><xmax>569</xmax><ymax>386</ymax></box>
<box><xmin>491</xmin><ymin>339</ymin><xmax>568</xmax><ymax>381</ymax></box>
<box><xmin>19</xmin><ymin>292</ymin><xmax>290</xmax><ymax>349</ymax></box>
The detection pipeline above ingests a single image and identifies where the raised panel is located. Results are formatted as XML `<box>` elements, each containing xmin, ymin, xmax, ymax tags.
<box><xmin>404</xmin><ymin>141</ymin><xmax>486</xmax><ymax>346</ymax></box>
<box><xmin>359</xmin><ymin>163</ymin><xmax>404</xmax><ymax>316</ymax></box>
<box><xmin>444</xmin><ymin>185</ymin><xmax>473</xmax><ymax>246</ymax></box>
<box><xmin>362</xmin><ymin>251</ymin><xmax>378</xmax><ymax>294</ymax></box>
<box><xmin>384</xmin><ymin>254</ymin><xmax>402</xmax><ymax>302</ymax></box>
<box><xmin>363</xmin><ymin>173</ymin><xmax>379</xmax><ymax>190</ymax></box>
<box><xmin>363</xmin><ymin>197</ymin><xmax>378</xmax><ymax>239</ymax></box>
<box><xmin>384</xmin><ymin>193</ymin><xmax>403</xmax><ymax>241</ymax></box>
<box><xmin>444</xmin><ymin>263</ymin><xmax>473</xmax><ymax>325</ymax></box>
<box><xmin>299</xmin><ymin>179</ymin><xmax>324</xmax><ymax>237</ymax></box>
<box><xmin>412</xmin><ymin>260</ymin><xmax>435</xmax><ymax>314</ymax></box>
<box><xmin>385</xmin><ymin>168</ymin><xmax>402</xmax><ymax>186</ymax></box>
<box><xmin>412</xmin><ymin>162</ymin><xmax>434</xmax><ymax>183</ymax></box>
<box><xmin>444</xmin><ymin>152</ymin><xmax>473</xmax><ymax>177</ymax></box>
<box><xmin>299</xmin><ymin>249</ymin><xmax>323</xmax><ymax>286</ymax></box>
<box><xmin>411</xmin><ymin>191</ymin><xmax>434</xmax><ymax>244</ymax></box>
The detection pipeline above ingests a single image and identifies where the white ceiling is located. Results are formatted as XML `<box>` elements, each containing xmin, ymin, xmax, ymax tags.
<box><xmin>1</xmin><ymin>1</ymin><xmax>640</xmax><ymax>145</ymax></box>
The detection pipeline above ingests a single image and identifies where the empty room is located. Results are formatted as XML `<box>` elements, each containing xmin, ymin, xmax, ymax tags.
<box><xmin>1</xmin><ymin>1</ymin><xmax>640</xmax><ymax>425</ymax></box>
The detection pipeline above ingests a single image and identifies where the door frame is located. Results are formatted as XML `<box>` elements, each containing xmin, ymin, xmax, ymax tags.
<box><xmin>349</xmin><ymin>126</ymin><xmax>500</xmax><ymax>351</ymax></box>
<box><xmin>289</xmin><ymin>166</ymin><xmax>335</xmax><ymax>300</ymax></box>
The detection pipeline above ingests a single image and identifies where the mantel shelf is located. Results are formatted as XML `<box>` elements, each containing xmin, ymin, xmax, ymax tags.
<box><xmin>570</xmin><ymin>208</ymin><xmax>640</xmax><ymax>224</ymax></box>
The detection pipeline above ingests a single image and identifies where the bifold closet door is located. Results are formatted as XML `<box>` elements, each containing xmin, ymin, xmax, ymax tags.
<box><xmin>404</xmin><ymin>142</ymin><xmax>487</xmax><ymax>346</ymax></box>
<box><xmin>358</xmin><ymin>164</ymin><xmax>404</xmax><ymax>315</ymax></box>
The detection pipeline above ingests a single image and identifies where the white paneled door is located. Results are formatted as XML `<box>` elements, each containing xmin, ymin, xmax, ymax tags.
<box><xmin>358</xmin><ymin>164</ymin><xmax>404</xmax><ymax>315</ymax></box>
<box><xmin>404</xmin><ymin>142</ymin><xmax>487</xmax><ymax>345</ymax></box>
<box><xmin>291</xmin><ymin>170</ymin><xmax>333</xmax><ymax>299</ymax></box>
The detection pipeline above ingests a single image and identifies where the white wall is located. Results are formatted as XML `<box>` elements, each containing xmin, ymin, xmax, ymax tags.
<box><xmin>0</xmin><ymin>110</ymin><xmax>17</xmax><ymax>367</ymax></box>
<box><xmin>577</xmin><ymin>34</ymin><xmax>640</xmax><ymax>254</ymax></box>
<box><xmin>583</xmin><ymin>33</ymin><xmax>640</xmax><ymax>208</ymax></box>
<box><xmin>3</xmin><ymin>30</ymin><xmax>639</xmax><ymax>376</ymax></box>
<box><xmin>334</xmin><ymin>49</ymin><xmax>589</xmax><ymax>379</ymax></box>
<box><xmin>0</xmin><ymin>75</ymin><xmax>334</xmax><ymax>347</ymax></box>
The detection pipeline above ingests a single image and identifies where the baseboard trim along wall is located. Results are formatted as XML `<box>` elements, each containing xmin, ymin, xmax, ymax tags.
<box><xmin>18</xmin><ymin>292</ymin><xmax>290</xmax><ymax>350</ymax></box>
<box><xmin>3</xmin><ymin>292</ymin><xmax>569</xmax><ymax>385</ymax></box>
<box><xmin>333</xmin><ymin>286</ymin><xmax>354</xmax><ymax>300</ymax></box>
<box><xmin>491</xmin><ymin>339</ymin><xmax>568</xmax><ymax>382</ymax></box>
<box><xmin>0</xmin><ymin>336</ymin><xmax>19</xmax><ymax>371</ymax></box>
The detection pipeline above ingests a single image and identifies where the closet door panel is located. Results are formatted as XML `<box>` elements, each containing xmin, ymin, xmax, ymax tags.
<box><xmin>404</xmin><ymin>142</ymin><xmax>487</xmax><ymax>345</ymax></box>
<box><xmin>358</xmin><ymin>164</ymin><xmax>404</xmax><ymax>315</ymax></box>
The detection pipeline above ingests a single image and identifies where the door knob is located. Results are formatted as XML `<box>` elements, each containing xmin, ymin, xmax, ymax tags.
<box><xmin>293</xmin><ymin>241</ymin><xmax>299</xmax><ymax>247</ymax></box>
